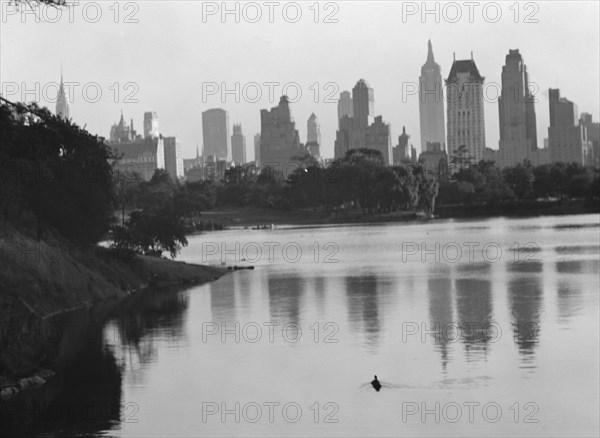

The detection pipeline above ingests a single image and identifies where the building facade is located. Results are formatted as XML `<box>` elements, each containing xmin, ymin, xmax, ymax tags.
<box><xmin>351</xmin><ymin>79</ymin><xmax>375</xmax><ymax>150</ymax></box>
<box><xmin>580</xmin><ymin>113</ymin><xmax>600</xmax><ymax>167</ymax></box>
<box><xmin>109</xmin><ymin>112</ymin><xmax>141</xmax><ymax>143</ymax></box>
<box><xmin>393</xmin><ymin>126</ymin><xmax>410</xmax><ymax>165</ymax></box>
<box><xmin>231</xmin><ymin>123</ymin><xmax>247</xmax><ymax>165</ymax></box>
<box><xmin>306</xmin><ymin>113</ymin><xmax>321</xmax><ymax>159</ymax></box>
<box><xmin>365</xmin><ymin>116</ymin><xmax>392</xmax><ymax>165</ymax></box>
<box><xmin>446</xmin><ymin>55</ymin><xmax>486</xmax><ymax>164</ymax></box>
<box><xmin>497</xmin><ymin>49</ymin><xmax>539</xmax><ymax>166</ymax></box>
<box><xmin>334</xmin><ymin>115</ymin><xmax>353</xmax><ymax>160</ymax></box>
<box><xmin>202</xmin><ymin>108</ymin><xmax>231</xmax><ymax>161</ymax></box>
<box><xmin>143</xmin><ymin>112</ymin><xmax>160</xmax><ymax>139</ymax></box>
<box><xmin>163</xmin><ymin>136</ymin><xmax>184</xmax><ymax>181</ymax></box>
<box><xmin>337</xmin><ymin>91</ymin><xmax>353</xmax><ymax>121</ymax></box>
<box><xmin>548</xmin><ymin>89</ymin><xmax>592</xmax><ymax>165</ymax></box>
<box><xmin>110</xmin><ymin>137</ymin><xmax>165</xmax><ymax>182</ymax></box>
<box><xmin>419</xmin><ymin>40</ymin><xmax>445</xmax><ymax>153</ymax></box>
<box><xmin>260</xmin><ymin>96</ymin><xmax>305</xmax><ymax>171</ymax></box>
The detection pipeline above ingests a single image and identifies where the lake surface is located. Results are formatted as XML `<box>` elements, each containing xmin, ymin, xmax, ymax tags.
<box><xmin>4</xmin><ymin>214</ymin><xmax>600</xmax><ymax>437</ymax></box>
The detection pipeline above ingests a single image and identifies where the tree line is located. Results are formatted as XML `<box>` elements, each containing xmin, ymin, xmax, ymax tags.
<box><xmin>2</xmin><ymin>99</ymin><xmax>598</xmax><ymax>259</ymax></box>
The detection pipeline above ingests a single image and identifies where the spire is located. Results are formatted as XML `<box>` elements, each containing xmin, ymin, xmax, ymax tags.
<box><xmin>196</xmin><ymin>144</ymin><xmax>200</xmax><ymax>159</ymax></box>
<box><xmin>426</xmin><ymin>39</ymin><xmax>434</xmax><ymax>63</ymax></box>
<box><xmin>56</xmin><ymin>65</ymin><xmax>70</xmax><ymax>120</ymax></box>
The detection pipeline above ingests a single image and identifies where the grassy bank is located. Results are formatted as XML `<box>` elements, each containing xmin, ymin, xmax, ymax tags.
<box><xmin>0</xmin><ymin>224</ymin><xmax>226</xmax><ymax>387</ymax></box>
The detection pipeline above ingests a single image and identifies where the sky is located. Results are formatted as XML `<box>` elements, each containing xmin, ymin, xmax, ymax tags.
<box><xmin>2</xmin><ymin>0</ymin><xmax>599</xmax><ymax>161</ymax></box>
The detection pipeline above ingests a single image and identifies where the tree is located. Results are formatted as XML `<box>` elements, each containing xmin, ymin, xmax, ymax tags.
<box><xmin>1</xmin><ymin>99</ymin><xmax>116</xmax><ymax>243</ymax></box>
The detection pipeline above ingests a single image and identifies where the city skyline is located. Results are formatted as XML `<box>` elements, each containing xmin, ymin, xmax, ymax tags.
<box><xmin>2</xmin><ymin>2</ymin><xmax>599</xmax><ymax>161</ymax></box>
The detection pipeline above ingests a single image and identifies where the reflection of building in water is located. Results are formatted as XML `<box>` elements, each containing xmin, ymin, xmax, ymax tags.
<box><xmin>345</xmin><ymin>275</ymin><xmax>380</xmax><ymax>349</ymax></box>
<box><xmin>557</xmin><ymin>281</ymin><xmax>583</xmax><ymax>323</ymax></box>
<box><xmin>508</xmin><ymin>275</ymin><xmax>543</xmax><ymax>361</ymax></box>
<box><xmin>210</xmin><ymin>275</ymin><xmax>237</xmax><ymax>322</ymax></box>
<box><xmin>267</xmin><ymin>274</ymin><xmax>304</xmax><ymax>324</ymax></box>
<box><xmin>454</xmin><ymin>278</ymin><xmax>493</xmax><ymax>361</ymax></box>
<box><xmin>427</xmin><ymin>273</ymin><xmax>453</xmax><ymax>372</ymax></box>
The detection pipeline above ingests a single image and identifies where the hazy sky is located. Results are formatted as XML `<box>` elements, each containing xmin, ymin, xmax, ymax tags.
<box><xmin>2</xmin><ymin>1</ymin><xmax>599</xmax><ymax>160</ymax></box>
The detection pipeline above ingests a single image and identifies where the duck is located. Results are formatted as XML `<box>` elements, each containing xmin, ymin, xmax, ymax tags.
<box><xmin>371</xmin><ymin>375</ymin><xmax>381</xmax><ymax>392</ymax></box>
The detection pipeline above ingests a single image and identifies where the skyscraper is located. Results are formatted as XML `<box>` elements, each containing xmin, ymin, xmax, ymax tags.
<box><xmin>334</xmin><ymin>115</ymin><xmax>353</xmax><ymax>159</ymax></box>
<box><xmin>307</xmin><ymin>113</ymin><xmax>321</xmax><ymax>145</ymax></box>
<box><xmin>498</xmin><ymin>49</ymin><xmax>538</xmax><ymax>166</ymax></box>
<box><xmin>365</xmin><ymin>116</ymin><xmax>392</xmax><ymax>164</ymax></box>
<box><xmin>144</xmin><ymin>112</ymin><xmax>160</xmax><ymax>138</ymax></box>
<box><xmin>260</xmin><ymin>96</ymin><xmax>305</xmax><ymax>169</ymax></box>
<box><xmin>306</xmin><ymin>113</ymin><xmax>321</xmax><ymax>158</ymax></box>
<box><xmin>163</xmin><ymin>136</ymin><xmax>184</xmax><ymax>181</ymax></box>
<box><xmin>202</xmin><ymin>108</ymin><xmax>231</xmax><ymax>161</ymax></box>
<box><xmin>393</xmin><ymin>126</ymin><xmax>410</xmax><ymax>165</ymax></box>
<box><xmin>446</xmin><ymin>54</ymin><xmax>486</xmax><ymax>163</ymax></box>
<box><xmin>351</xmin><ymin>79</ymin><xmax>374</xmax><ymax>149</ymax></box>
<box><xmin>419</xmin><ymin>40</ymin><xmax>445</xmax><ymax>153</ymax></box>
<box><xmin>580</xmin><ymin>113</ymin><xmax>600</xmax><ymax>167</ymax></box>
<box><xmin>334</xmin><ymin>91</ymin><xmax>354</xmax><ymax>159</ymax></box>
<box><xmin>231</xmin><ymin>123</ymin><xmax>247</xmax><ymax>164</ymax></box>
<box><xmin>337</xmin><ymin>91</ymin><xmax>353</xmax><ymax>122</ymax></box>
<box><xmin>548</xmin><ymin>89</ymin><xmax>592</xmax><ymax>165</ymax></box>
<box><xmin>56</xmin><ymin>70</ymin><xmax>70</xmax><ymax>120</ymax></box>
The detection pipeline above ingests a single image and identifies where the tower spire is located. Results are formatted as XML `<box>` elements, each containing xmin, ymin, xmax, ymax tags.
<box><xmin>426</xmin><ymin>39</ymin><xmax>434</xmax><ymax>63</ymax></box>
<box><xmin>56</xmin><ymin>64</ymin><xmax>70</xmax><ymax>120</ymax></box>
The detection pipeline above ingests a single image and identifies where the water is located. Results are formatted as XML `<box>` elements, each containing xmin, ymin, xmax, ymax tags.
<box><xmin>3</xmin><ymin>215</ymin><xmax>599</xmax><ymax>437</ymax></box>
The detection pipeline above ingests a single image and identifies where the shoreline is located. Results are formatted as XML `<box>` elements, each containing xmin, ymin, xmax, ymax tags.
<box><xmin>195</xmin><ymin>200</ymin><xmax>600</xmax><ymax>231</ymax></box>
<box><xmin>0</xmin><ymin>227</ymin><xmax>228</xmax><ymax>399</ymax></box>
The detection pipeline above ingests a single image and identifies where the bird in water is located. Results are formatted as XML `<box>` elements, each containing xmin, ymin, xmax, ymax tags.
<box><xmin>371</xmin><ymin>375</ymin><xmax>382</xmax><ymax>392</ymax></box>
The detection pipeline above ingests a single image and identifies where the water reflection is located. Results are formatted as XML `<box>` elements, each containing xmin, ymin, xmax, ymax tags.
<box><xmin>427</xmin><ymin>269</ymin><xmax>454</xmax><ymax>373</ymax></box>
<box><xmin>0</xmin><ymin>287</ymin><xmax>191</xmax><ymax>438</ymax></box>
<box><xmin>345</xmin><ymin>275</ymin><xmax>380</xmax><ymax>350</ymax></box>
<box><xmin>267</xmin><ymin>274</ymin><xmax>304</xmax><ymax>324</ymax></box>
<box><xmin>557</xmin><ymin>281</ymin><xmax>583</xmax><ymax>323</ymax></box>
<box><xmin>454</xmin><ymin>278</ymin><xmax>493</xmax><ymax>361</ymax></box>
<box><xmin>507</xmin><ymin>268</ymin><xmax>543</xmax><ymax>366</ymax></box>
<box><xmin>210</xmin><ymin>275</ymin><xmax>237</xmax><ymax>322</ymax></box>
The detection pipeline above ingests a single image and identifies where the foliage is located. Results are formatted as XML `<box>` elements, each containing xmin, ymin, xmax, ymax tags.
<box><xmin>1</xmin><ymin>99</ymin><xmax>116</xmax><ymax>243</ymax></box>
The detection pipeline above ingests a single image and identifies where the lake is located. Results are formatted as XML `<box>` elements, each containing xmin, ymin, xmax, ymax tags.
<box><xmin>3</xmin><ymin>214</ymin><xmax>599</xmax><ymax>437</ymax></box>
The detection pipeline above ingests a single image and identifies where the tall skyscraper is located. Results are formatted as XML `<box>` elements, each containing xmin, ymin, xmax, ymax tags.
<box><xmin>419</xmin><ymin>40</ymin><xmax>445</xmax><ymax>153</ymax></box>
<box><xmin>446</xmin><ymin>54</ymin><xmax>486</xmax><ymax>163</ymax></box>
<box><xmin>163</xmin><ymin>136</ymin><xmax>184</xmax><ymax>181</ymax></box>
<box><xmin>351</xmin><ymin>79</ymin><xmax>374</xmax><ymax>149</ymax></box>
<box><xmin>337</xmin><ymin>91</ymin><xmax>353</xmax><ymax>122</ymax></box>
<box><xmin>144</xmin><ymin>112</ymin><xmax>160</xmax><ymax>138</ymax></box>
<box><xmin>306</xmin><ymin>113</ymin><xmax>321</xmax><ymax>158</ymax></box>
<box><xmin>498</xmin><ymin>49</ymin><xmax>538</xmax><ymax>166</ymax></box>
<box><xmin>231</xmin><ymin>123</ymin><xmax>247</xmax><ymax>164</ymax></box>
<box><xmin>548</xmin><ymin>89</ymin><xmax>592</xmax><ymax>165</ymax></box>
<box><xmin>334</xmin><ymin>115</ymin><xmax>353</xmax><ymax>159</ymax></box>
<box><xmin>56</xmin><ymin>70</ymin><xmax>70</xmax><ymax>120</ymax></box>
<box><xmin>580</xmin><ymin>113</ymin><xmax>600</xmax><ymax>167</ymax></box>
<box><xmin>365</xmin><ymin>116</ymin><xmax>392</xmax><ymax>164</ymax></box>
<box><xmin>202</xmin><ymin>108</ymin><xmax>231</xmax><ymax>161</ymax></box>
<box><xmin>254</xmin><ymin>133</ymin><xmax>261</xmax><ymax>165</ymax></box>
<box><xmin>260</xmin><ymin>96</ymin><xmax>305</xmax><ymax>169</ymax></box>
